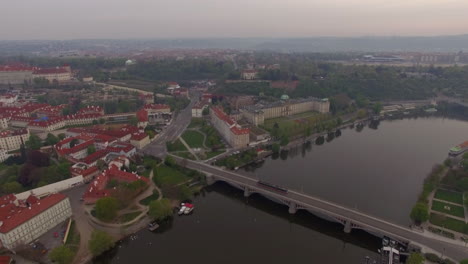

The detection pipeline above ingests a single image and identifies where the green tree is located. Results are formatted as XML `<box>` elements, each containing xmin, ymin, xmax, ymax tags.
<box><xmin>202</xmin><ymin>107</ymin><xmax>209</xmax><ymax>116</ymax></box>
<box><xmin>87</xmin><ymin>145</ymin><xmax>96</xmax><ymax>155</ymax></box>
<box><xmin>178</xmin><ymin>185</ymin><xmax>193</xmax><ymax>201</ymax></box>
<box><xmin>96</xmin><ymin>159</ymin><xmax>107</xmax><ymax>170</ymax></box>
<box><xmin>95</xmin><ymin>197</ymin><xmax>119</xmax><ymax>222</ymax></box>
<box><xmin>44</xmin><ymin>133</ymin><xmax>59</xmax><ymax>146</ymax></box>
<box><xmin>164</xmin><ymin>156</ymin><xmax>176</xmax><ymax>167</ymax></box>
<box><xmin>459</xmin><ymin>259</ymin><xmax>468</xmax><ymax>264</ymax></box>
<box><xmin>410</xmin><ymin>203</ymin><xmax>429</xmax><ymax>224</ymax></box>
<box><xmin>280</xmin><ymin>135</ymin><xmax>289</xmax><ymax>146</ymax></box>
<box><xmin>92</xmin><ymin>119</ymin><xmax>98</xmax><ymax>125</ymax></box>
<box><xmin>58</xmin><ymin>133</ymin><xmax>66</xmax><ymax>140</ymax></box>
<box><xmin>444</xmin><ymin>158</ymin><xmax>452</xmax><ymax>168</ymax></box>
<box><xmin>129</xmin><ymin>116</ymin><xmax>138</xmax><ymax>126</ymax></box>
<box><xmin>271</xmin><ymin>143</ymin><xmax>280</xmax><ymax>154</ymax></box>
<box><xmin>99</xmin><ymin>118</ymin><xmax>106</xmax><ymax>124</ymax></box>
<box><xmin>70</xmin><ymin>138</ymin><xmax>79</xmax><ymax>148</ymax></box>
<box><xmin>49</xmin><ymin>245</ymin><xmax>75</xmax><ymax>264</ymax></box>
<box><xmin>26</xmin><ymin>134</ymin><xmax>42</xmax><ymax>150</ymax></box>
<box><xmin>1</xmin><ymin>182</ymin><xmax>23</xmax><ymax>194</ymax></box>
<box><xmin>88</xmin><ymin>230</ymin><xmax>114</xmax><ymax>256</ymax></box>
<box><xmin>149</xmin><ymin>198</ymin><xmax>173</xmax><ymax>221</ymax></box>
<box><xmin>373</xmin><ymin>102</ymin><xmax>383</xmax><ymax>114</ymax></box>
<box><xmin>406</xmin><ymin>253</ymin><xmax>424</xmax><ymax>264</ymax></box>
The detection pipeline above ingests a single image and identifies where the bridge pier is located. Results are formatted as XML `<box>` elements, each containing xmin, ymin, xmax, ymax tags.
<box><xmin>244</xmin><ymin>187</ymin><xmax>251</xmax><ymax>197</ymax></box>
<box><xmin>288</xmin><ymin>202</ymin><xmax>297</xmax><ymax>214</ymax></box>
<box><xmin>343</xmin><ymin>220</ymin><xmax>352</xmax><ymax>233</ymax></box>
<box><xmin>205</xmin><ymin>174</ymin><xmax>215</xmax><ymax>185</ymax></box>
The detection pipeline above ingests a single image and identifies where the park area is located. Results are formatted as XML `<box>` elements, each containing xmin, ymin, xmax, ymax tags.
<box><xmin>428</xmin><ymin>188</ymin><xmax>467</xmax><ymax>235</ymax></box>
<box><xmin>167</xmin><ymin>118</ymin><xmax>226</xmax><ymax>160</ymax></box>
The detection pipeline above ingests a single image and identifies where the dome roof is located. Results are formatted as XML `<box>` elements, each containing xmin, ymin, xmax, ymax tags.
<box><xmin>280</xmin><ymin>94</ymin><xmax>289</xmax><ymax>100</ymax></box>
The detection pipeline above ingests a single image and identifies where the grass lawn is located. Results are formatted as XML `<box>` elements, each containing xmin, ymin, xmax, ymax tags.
<box><xmin>166</xmin><ymin>139</ymin><xmax>187</xmax><ymax>152</ymax></box>
<box><xmin>434</xmin><ymin>189</ymin><xmax>464</xmax><ymax>205</ymax></box>
<box><xmin>139</xmin><ymin>190</ymin><xmax>160</xmax><ymax>205</ymax></box>
<box><xmin>154</xmin><ymin>164</ymin><xmax>190</xmax><ymax>186</ymax></box>
<box><xmin>188</xmin><ymin>118</ymin><xmax>205</xmax><ymax>128</ymax></box>
<box><xmin>200</xmin><ymin>125</ymin><xmax>223</xmax><ymax>148</ymax></box>
<box><xmin>431</xmin><ymin>200</ymin><xmax>465</xmax><ymax>218</ymax></box>
<box><xmin>117</xmin><ymin>212</ymin><xmax>141</xmax><ymax>223</ymax></box>
<box><xmin>182</xmin><ymin>130</ymin><xmax>205</xmax><ymax>148</ymax></box>
<box><xmin>65</xmin><ymin>221</ymin><xmax>80</xmax><ymax>246</ymax></box>
<box><xmin>430</xmin><ymin>213</ymin><xmax>468</xmax><ymax>234</ymax></box>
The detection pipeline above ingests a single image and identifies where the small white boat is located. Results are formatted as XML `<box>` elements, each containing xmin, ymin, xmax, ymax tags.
<box><xmin>178</xmin><ymin>206</ymin><xmax>187</xmax><ymax>215</ymax></box>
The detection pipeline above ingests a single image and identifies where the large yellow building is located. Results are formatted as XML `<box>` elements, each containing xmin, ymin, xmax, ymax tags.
<box><xmin>241</xmin><ymin>97</ymin><xmax>330</xmax><ymax>126</ymax></box>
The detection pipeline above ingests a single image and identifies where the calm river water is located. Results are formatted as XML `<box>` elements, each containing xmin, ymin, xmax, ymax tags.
<box><xmin>96</xmin><ymin>117</ymin><xmax>468</xmax><ymax>264</ymax></box>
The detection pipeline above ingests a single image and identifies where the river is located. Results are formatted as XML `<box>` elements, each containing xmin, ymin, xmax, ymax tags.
<box><xmin>96</xmin><ymin>117</ymin><xmax>468</xmax><ymax>264</ymax></box>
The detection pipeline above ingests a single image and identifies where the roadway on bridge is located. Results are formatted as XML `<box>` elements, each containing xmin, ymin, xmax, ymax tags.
<box><xmin>175</xmin><ymin>157</ymin><xmax>468</xmax><ymax>261</ymax></box>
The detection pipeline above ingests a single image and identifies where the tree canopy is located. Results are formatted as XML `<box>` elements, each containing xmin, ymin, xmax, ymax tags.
<box><xmin>88</xmin><ymin>230</ymin><xmax>114</xmax><ymax>256</ymax></box>
<box><xmin>410</xmin><ymin>203</ymin><xmax>429</xmax><ymax>224</ymax></box>
<box><xmin>148</xmin><ymin>198</ymin><xmax>172</xmax><ymax>221</ymax></box>
<box><xmin>49</xmin><ymin>245</ymin><xmax>75</xmax><ymax>264</ymax></box>
<box><xmin>95</xmin><ymin>197</ymin><xmax>119</xmax><ymax>222</ymax></box>
<box><xmin>406</xmin><ymin>253</ymin><xmax>425</xmax><ymax>264</ymax></box>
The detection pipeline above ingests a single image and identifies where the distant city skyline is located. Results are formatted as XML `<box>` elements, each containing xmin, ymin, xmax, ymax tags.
<box><xmin>1</xmin><ymin>0</ymin><xmax>468</xmax><ymax>40</ymax></box>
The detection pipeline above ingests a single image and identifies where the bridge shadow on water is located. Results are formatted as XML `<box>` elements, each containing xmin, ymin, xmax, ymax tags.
<box><xmin>203</xmin><ymin>182</ymin><xmax>381</xmax><ymax>253</ymax></box>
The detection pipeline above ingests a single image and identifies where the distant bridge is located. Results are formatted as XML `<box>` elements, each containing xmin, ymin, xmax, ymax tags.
<box><xmin>172</xmin><ymin>156</ymin><xmax>468</xmax><ymax>261</ymax></box>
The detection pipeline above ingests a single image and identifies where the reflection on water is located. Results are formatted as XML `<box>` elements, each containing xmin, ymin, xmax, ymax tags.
<box><xmin>96</xmin><ymin>182</ymin><xmax>381</xmax><ymax>264</ymax></box>
<box><xmin>244</xmin><ymin>117</ymin><xmax>468</xmax><ymax>225</ymax></box>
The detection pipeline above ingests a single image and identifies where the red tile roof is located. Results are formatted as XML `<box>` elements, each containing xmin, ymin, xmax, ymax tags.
<box><xmin>0</xmin><ymin>193</ymin><xmax>67</xmax><ymax>233</ymax></box>
<box><xmin>33</xmin><ymin>67</ymin><xmax>68</xmax><ymax>74</ymax></box>
<box><xmin>0</xmin><ymin>256</ymin><xmax>12</xmax><ymax>264</ymax></box>
<box><xmin>0</xmin><ymin>65</ymin><xmax>33</xmax><ymax>72</ymax></box>
<box><xmin>136</xmin><ymin>109</ymin><xmax>148</xmax><ymax>122</ymax></box>
<box><xmin>131</xmin><ymin>132</ymin><xmax>148</xmax><ymax>141</ymax></box>
<box><xmin>82</xmin><ymin>149</ymin><xmax>109</xmax><ymax>165</ymax></box>
<box><xmin>83</xmin><ymin>165</ymin><xmax>148</xmax><ymax>203</ymax></box>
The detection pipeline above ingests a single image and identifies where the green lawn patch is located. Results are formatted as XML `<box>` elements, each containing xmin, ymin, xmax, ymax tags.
<box><xmin>117</xmin><ymin>212</ymin><xmax>141</xmax><ymax>223</ymax></box>
<box><xmin>431</xmin><ymin>200</ymin><xmax>465</xmax><ymax>218</ymax></box>
<box><xmin>139</xmin><ymin>190</ymin><xmax>160</xmax><ymax>206</ymax></box>
<box><xmin>65</xmin><ymin>221</ymin><xmax>80</xmax><ymax>246</ymax></box>
<box><xmin>182</xmin><ymin>130</ymin><xmax>204</xmax><ymax>148</ymax></box>
<box><xmin>430</xmin><ymin>213</ymin><xmax>468</xmax><ymax>234</ymax></box>
<box><xmin>434</xmin><ymin>189</ymin><xmax>464</xmax><ymax>205</ymax></box>
<box><xmin>200</xmin><ymin>124</ymin><xmax>223</xmax><ymax>149</ymax></box>
<box><xmin>154</xmin><ymin>164</ymin><xmax>190</xmax><ymax>187</ymax></box>
<box><xmin>166</xmin><ymin>139</ymin><xmax>187</xmax><ymax>152</ymax></box>
<box><xmin>188</xmin><ymin>118</ymin><xmax>205</xmax><ymax>128</ymax></box>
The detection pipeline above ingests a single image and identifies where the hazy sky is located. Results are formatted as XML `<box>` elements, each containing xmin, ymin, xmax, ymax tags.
<box><xmin>1</xmin><ymin>0</ymin><xmax>467</xmax><ymax>40</ymax></box>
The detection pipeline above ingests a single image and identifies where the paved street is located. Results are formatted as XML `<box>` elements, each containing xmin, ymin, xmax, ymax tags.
<box><xmin>174</xmin><ymin>156</ymin><xmax>468</xmax><ymax>261</ymax></box>
<box><xmin>142</xmin><ymin>94</ymin><xmax>197</xmax><ymax>158</ymax></box>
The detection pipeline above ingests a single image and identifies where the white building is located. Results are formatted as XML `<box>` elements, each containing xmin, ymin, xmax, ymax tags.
<box><xmin>241</xmin><ymin>70</ymin><xmax>258</xmax><ymax>80</ymax></box>
<box><xmin>0</xmin><ymin>129</ymin><xmax>29</xmax><ymax>151</ymax></box>
<box><xmin>32</xmin><ymin>66</ymin><xmax>72</xmax><ymax>83</ymax></box>
<box><xmin>0</xmin><ymin>115</ymin><xmax>10</xmax><ymax>129</ymax></box>
<box><xmin>192</xmin><ymin>101</ymin><xmax>208</xmax><ymax>118</ymax></box>
<box><xmin>0</xmin><ymin>94</ymin><xmax>18</xmax><ymax>105</ymax></box>
<box><xmin>0</xmin><ymin>149</ymin><xmax>9</xmax><ymax>163</ymax></box>
<box><xmin>0</xmin><ymin>193</ymin><xmax>72</xmax><ymax>249</ymax></box>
